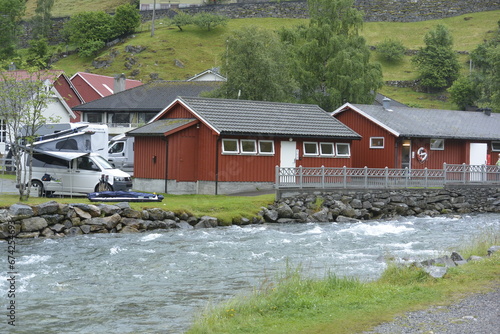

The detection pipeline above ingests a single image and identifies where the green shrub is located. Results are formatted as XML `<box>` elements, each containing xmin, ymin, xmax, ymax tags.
<box><xmin>376</xmin><ymin>38</ymin><xmax>406</xmax><ymax>62</ymax></box>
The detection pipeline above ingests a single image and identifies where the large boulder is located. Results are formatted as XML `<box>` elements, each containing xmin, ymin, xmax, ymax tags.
<box><xmin>21</xmin><ymin>217</ymin><xmax>48</xmax><ymax>232</ymax></box>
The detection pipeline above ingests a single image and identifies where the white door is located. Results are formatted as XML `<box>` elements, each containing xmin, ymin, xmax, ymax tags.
<box><xmin>470</xmin><ymin>143</ymin><xmax>487</xmax><ymax>181</ymax></box>
<box><xmin>280</xmin><ymin>141</ymin><xmax>297</xmax><ymax>184</ymax></box>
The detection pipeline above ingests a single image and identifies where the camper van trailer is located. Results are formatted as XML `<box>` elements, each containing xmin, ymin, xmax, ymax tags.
<box><xmin>27</xmin><ymin>151</ymin><xmax>132</xmax><ymax>197</ymax></box>
<box><xmin>108</xmin><ymin>134</ymin><xmax>134</xmax><ymax>173</ymax></box>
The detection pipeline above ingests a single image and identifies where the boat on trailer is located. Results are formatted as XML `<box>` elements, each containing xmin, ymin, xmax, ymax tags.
<box><xmin>88</xmin><ymin>191</ymin><xmax>164</xmax><ymax>202</ymax></box>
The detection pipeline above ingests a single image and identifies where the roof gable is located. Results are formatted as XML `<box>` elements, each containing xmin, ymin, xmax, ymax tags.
<box><xmin>152</xmin><ymin>97</ymin><xmax>360</xmax><ymax>139</ymax></box>
<box><xmin>333</xmin><ymin>102</ymin><xmax>500</xmax><ymax>140</ymax></box>
<box><xmin>70</xmin><ymin>72</ymin><xmax>143</xmax><ymax>98</ymax></box>
<box><xmin>72</xmin><ymin>81</ymin><xmax>222</xmax><ymax>112</ymax></box>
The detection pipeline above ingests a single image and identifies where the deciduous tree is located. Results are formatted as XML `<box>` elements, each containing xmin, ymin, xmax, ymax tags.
<box><xmin>0</xmin><ymin>70</ymin><xmax>56</xmax><ymax>200</ymax></box>
<box><xmin>0</xmin><ymin>0</ymin><xmax>25</xmax><ymax>59</ymax></box>
<box><xmin>209</xmin><ymin>26</ymin><xmax>297</xmax><ymax>102</ymax></box>
<box><xmin>412</xmin><ymin>24</ymin><xmax>460</xmax><ymax>92</ymax></box>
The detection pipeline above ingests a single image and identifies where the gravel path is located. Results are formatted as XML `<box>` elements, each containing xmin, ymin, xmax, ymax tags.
<box><xmin>363</xmin><ymin>286</ymin><xmax>500</xmax><ymax>334</ymax></box>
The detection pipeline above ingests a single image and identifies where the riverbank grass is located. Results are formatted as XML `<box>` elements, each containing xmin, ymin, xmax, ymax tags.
<box><xmin>187</xmin><ymin>238</ymin><xmax>500</xmax><ymax>334</ymax></box>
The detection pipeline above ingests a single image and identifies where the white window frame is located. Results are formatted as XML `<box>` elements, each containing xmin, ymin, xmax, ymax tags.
<box><xmin>319</xmin><ymin>142</ymin><xmax>335</xmax><ymax>157</ymax></box>
<box><xmin>491</xmin><ymin>142</ymin><xmax>500</xmax><ymax>152</ymax></box>
<box><xmin>222</xmin><ymin>139</ymin><xmax>239</xmax><ymax>154</ymax></box>
<box><xmin>303</xmin><ymin>142</ymin><xmax>319</xmax><ymax>156</ymax></box>
<box><xmin>336</xmin><ymin>143</ymin><xmax>351</xmax><ymax>157</ymax></box>
<box><xmin>370</xmin><ymin>137</ymin><xmax>385</xmax><ymax>149</ymax></box>
<box><xmin>430</xmin><ymin>138</ymin><xmax>445</xmax><ymax>150</ymax></box>
<box><xmin>258</xmin><ymin>140</ymin><xmax>275</xmax><ymax>155</ymax></box>
<box><xmin>240</xmin><ymin>139</ymin><xmax>257</xmax><ymax>154</ymax></box>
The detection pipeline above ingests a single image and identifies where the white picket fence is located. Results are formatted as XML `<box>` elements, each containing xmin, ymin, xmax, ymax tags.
<box><xmin>276</xmin><ymin>164</ymin><xmax>500</xmax><ymax>189</ymax></box>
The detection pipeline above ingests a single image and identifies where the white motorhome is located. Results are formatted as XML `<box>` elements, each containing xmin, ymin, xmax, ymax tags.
<box><xmin>26</xmin><ymin>151</ymin><xmax>132</xmax><ymax>197</ymax></box>
<box><xmin>108</xmin><ymin>134</ymin><xmax>134</xmax><ymax>173</ymax></box>
<box><xmin>24</xmin><ymin>123</ymin><xmax>109</xmax><ymax>159</ymax></box>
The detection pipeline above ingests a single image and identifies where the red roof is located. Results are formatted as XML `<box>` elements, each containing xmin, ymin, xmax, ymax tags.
<box><xmin>70</xmin><ymin>72</ymin><xmax>143</xmax><ymax>98</ymax></box>
<box><xmin>0</xmin><ymin>70</ymin><xmax>64</xmax><ymax>82</ymax></box>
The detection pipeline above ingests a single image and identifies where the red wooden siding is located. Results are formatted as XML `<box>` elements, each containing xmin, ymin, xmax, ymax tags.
<box><xmin>70</xmin><ymin>75</ymin><xmax>102</xmax><ymax>103</ymax></box>
<box><xmin>335</xmin><ymin>111</ymin><xmax>396</xmax><ymax>168</ymax></box>
<box><xmin>410</xmin><ymin>139</ymin><xmax>473</xmax><ymax>169</ymax></box>
<box><xmin>134</xmin><ymin>137</ymin><xmax>167</xmax><ymax>179</ymax></box>
<box><xmin>166</xmin><ymin>104</ymin><xmax>196</xmax><ymax>119</ymax></box>
<box><xmin>295</xmin><ymin>139</ymin><xmax>353</xmax><ymax>168</ymax></box>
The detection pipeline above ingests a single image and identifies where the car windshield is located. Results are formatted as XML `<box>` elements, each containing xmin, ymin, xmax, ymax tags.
<box><xmin>93</xmin><ymin>155</ymin><xmax>114</xmax><ymax>169</ymax></box>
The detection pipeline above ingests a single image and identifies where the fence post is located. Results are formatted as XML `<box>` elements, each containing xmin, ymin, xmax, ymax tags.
<box><xmin>424</xmin><ymin>167</ymin><xmax>428</xmax><ymax>188</ymax></box>
<box><xmin>462</xmin><ymin>163</ymin><xmax>466</xmax><ymax>184</ymax></box>
<box><xmin>405</xmin><ymin>167</ymin><xmax>408</xmax><ymax>188</ymax></box>
<box><xmin>443</xmin><ymin>163</ymin><xmax>447</xmax><ymax>185</ymax></box>
<box><xmin>321</xmin><ymin>165</ymin><xmax>325</xmax><ymax>189</ymax></box>
<box><xmin>275</xmin><ymin>165</ymin><xmax>280</xmax><ymax>189</ymax></box>
<box><xmin>343</xmin><ymin>166</ymin><xmax>347</xmax><ymax>188</ymax></box>
<box><xmin>385</xmin><ymin>167</ymin><xmax>388</xmax><ymax>188</ymax></box>
<box><xmin>364</xmin><ymin>166</ymin><xmax>368</xmax><ymax>188</ymax></box>
<box><xmin>299</xmin><ymin>165</ymin><xmax>303</xmax><ymax>189</ymax></box>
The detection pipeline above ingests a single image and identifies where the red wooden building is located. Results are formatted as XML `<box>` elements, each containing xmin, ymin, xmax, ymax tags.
<box><xmin>332</xmin><ymin>101</ymin><xmax>500</xmax><ymax>169</ymax></box>
<box><xmin>127</xmin><ymin>97</ymin><xmax>361</xmax><ymax>195</ymax></box>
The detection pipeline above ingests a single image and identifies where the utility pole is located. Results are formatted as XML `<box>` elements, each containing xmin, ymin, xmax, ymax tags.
<box><xmin>151</xmin><ymin>0</ymin><xmax>156</xmax><ymax>37</ymax></box>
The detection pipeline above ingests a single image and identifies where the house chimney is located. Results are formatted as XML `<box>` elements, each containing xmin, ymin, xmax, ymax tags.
<box><xmin>114</xmin><ymin>73</ymin><xmax>126</xmax><ymax>93</ymax></box>
<box><xmin>383</xmin><ymin>97</ymin><xmax>392</xmax><ymax>111</ymax></box>
<box><xmin>8</xmin><ymin>62</ymin><xmax>16</xmax><ymax>71</ymax></box>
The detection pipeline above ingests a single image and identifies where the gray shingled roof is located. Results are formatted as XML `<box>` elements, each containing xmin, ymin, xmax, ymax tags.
<box><xmin>346</xmin><ymin>104</ymin><xmax>500</xmax><ymax>140</ymax></box>
<box><xmin>155</xmin><ymin>97</ymin><xmax>360</xmax><ymax>138</ymax></box>
<box><xmin>128</xmin><ymin>119</ymin><xmax>195</xmax><ymax>136</ymax></box>
<box><xmin>72</xmin><ymin>81</ymin><xmax>221</xmax><ymax>112</ymax></box>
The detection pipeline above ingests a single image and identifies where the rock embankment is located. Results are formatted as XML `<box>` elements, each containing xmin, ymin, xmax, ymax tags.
<box><xmin>0</xmin><ymin>201</ymin><xmax>226</xmax><ymax>239</ymax></box>
<box><xmin>267</xmin><ymin>187</ymin><xmax>500</xmax><ymax>223</ymax></box>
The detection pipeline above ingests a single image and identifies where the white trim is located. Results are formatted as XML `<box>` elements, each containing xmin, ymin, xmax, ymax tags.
<box><xmin>240</xmin><ymin>139</ymin><xmax>257</xmax><ymax>154</ymax></box>
<box><xmin>222</xmin><ymin>139</ymin><xmax>239</xmax><ymax>154</ymax></box>
<box><xmin>331</xmin><ymin>103</ymin><xmax>401</xmax><ymax>137</ymax></box>
<box><xmin>336</xmin><ymin>143</ymin><xmax>351</xmax><ymax>157</ymax></box>
<box><xmin>303</xmin><ymin>142</ymin><xmax>318</xmax><ymax>156</ymax></box>
<box><xmin>319</xmin><ymin>142</ymin><xmax>335</xmax><ymax>156</ymax></box>
<box><xmin>258</xmin><ymin>140</ymin><xmax>275</xmax><ymax>155</ymax></box>
<box><xmin>430</xmin><ymin>138</ymin><xmax>445</xmax><ymax>150</ymax></box>
<box><xmin>370</xmin><ymin>137</ymin><xmax>385</xmax><ymax>149</ymax></box>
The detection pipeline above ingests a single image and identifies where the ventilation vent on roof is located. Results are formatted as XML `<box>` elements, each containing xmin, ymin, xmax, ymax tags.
<box><xmin>383</xmin><ymin>97</ymin><xmax>393</xmax><ymax>111</ymax></box>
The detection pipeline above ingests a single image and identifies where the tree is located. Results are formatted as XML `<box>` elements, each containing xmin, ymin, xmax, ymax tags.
<box><xmin>31</xmin><ymin>0</ymin><xmax>55</xmax><ymax>39</ymax></box>
<box><xmin>25</xmin><ymin>38</ymin><xmax>51</xmax><ymax>69</ymax></box>
<box><xmin>0</xmin><ymin>70</ymin><xmax>56</xmax><ymax>200</ymax></box>
<box><xmin>208</xmin><ymin>26</ymin><xmax>297</xmax><ymax>102</ymax></box>
<box><xmin>192</xmin><ymin>13</ymin><xmax>228</xmax><ymax>31</ymax></box>
<box><xmin>170</xmin><ymin>12</ymin><xmax>194</xmax><ymax>32</ymax></box>
<box><xmin>0</xmin><ymin>0</ymin><xmax>26</xmax><ymax>59</ymax></box>
<box><xmin>376</xmin><ymin>38</ymin><xmax>406</xmax><ymax>62</ymax></box>
<box><xmin>412</xmin><ymin>24</ymin><xmax>460</xmax><ymax>92</ymax></box>
<box><xmin>289</xmin><ymin>0</ymin><xmax>383</xmax><ymax>111</ymax></box>
<box><xmin>63</xmin><ymin>11</ymin><xmax>114</xmax><ymax>56</ymax></box>
<box><xmin>112</xmin><ymin>4</ymin><xmax>141</xmax><ymax>37</ymax></box>
<box><xmin>448</xmin><ymin>76</ymin><xmax>479</xmax><ymax>110</ymax></box>
<box><xmin>469</xmin><ymin>20</ymin><xmax>500</xmax><ymax>112</ymax></box>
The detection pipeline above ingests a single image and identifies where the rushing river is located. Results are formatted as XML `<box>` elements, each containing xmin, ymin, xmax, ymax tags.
<box><xmin>2</xmin><ymin>213</ymin><xmax>500</xmax><ymax>333</ymax></box>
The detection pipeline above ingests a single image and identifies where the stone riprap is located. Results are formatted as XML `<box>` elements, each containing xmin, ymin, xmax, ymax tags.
<box><xmin>0</xmin><ymin>187</ymin><xmax>499</xmax><ymax>239</ymax></box>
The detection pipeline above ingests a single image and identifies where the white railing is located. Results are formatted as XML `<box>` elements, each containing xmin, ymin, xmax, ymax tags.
<box><xmin>275</xmin><ymin>164</ymin><xmax>500</xmax><ymax>189</ymax></box>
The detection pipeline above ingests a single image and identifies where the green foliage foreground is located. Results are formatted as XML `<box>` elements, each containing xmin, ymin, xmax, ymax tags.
<box><xmin>187</xmin><ymin>229</ymin><xmax>500</xmax><ymax>334</ymax></box>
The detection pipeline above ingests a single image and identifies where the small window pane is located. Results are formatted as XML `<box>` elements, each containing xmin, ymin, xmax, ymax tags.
<box><xmin>222</xmin><ymin>139</ymin><xmax>238</xmax><ymax>153</ymax></box>
<box><xmin>320</xmin><ymin>143</ymin><xmax>334</xmax><ymax>156</ymax></box>
<box><xmin>304</xmin><ymin>142</ymin><xmax>318</xmax><ymax>155</ymax></box>
<box><xmin>492</xmin><ymin>142</ymin><xmax>500</xmax><ymax>152</ymax></box>
<box><xmin>336</xmin><ymin>143</ymin><xmax>350</xmax><ymax>157</ymax></box>
<box><xmin>430</xmin><ymin>139</ymin><xmax>444</xmax><ymax>150</ymax></box>
<box><xmin>241</xmin><ymin>140</ymin><xmax>257</xmax><ymax>154</ymax></box>
<box><xmin>259</xmin><ymin>141</ymin><xmax>274</xmax><ymax>154</ymax></box>
<box><xmin>370</xmin><ymin>137</ymin><xmax>384</xmax><ymax>149</ymax></box>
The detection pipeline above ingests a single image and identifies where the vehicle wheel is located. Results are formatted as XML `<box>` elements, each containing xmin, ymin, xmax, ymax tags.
<box><xmin>31</xmin><ymin>180</ymin><xmax>45</xmax><ymax>197</ymax></box>
<box><xmin>95</xmin><ymin>182</ymin><xmax>113</xmax><ymax>192</ymax></box>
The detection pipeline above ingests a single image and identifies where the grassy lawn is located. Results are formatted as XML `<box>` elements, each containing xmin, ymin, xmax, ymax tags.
<box><xmin>187</xmin><ymin>231</ymin><xmax>500</xmax><ymax>334</ymax></box>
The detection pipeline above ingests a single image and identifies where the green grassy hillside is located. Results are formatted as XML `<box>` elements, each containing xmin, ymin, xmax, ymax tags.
<box><xmin>25</xmin><ymin>0</ymin><xmax>130</xmax><ymax>17</ymax></box>
<box><xmin>50</xmin><ymin>8</ymin><xmax>499</xmax><ymax>109</ymax></box>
